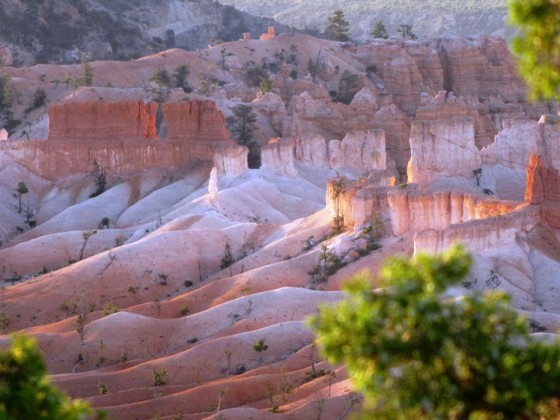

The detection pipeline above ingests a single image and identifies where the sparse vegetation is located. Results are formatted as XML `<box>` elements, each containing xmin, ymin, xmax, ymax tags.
<box><xmin>102</xmin><ymin>302</ymin><xmax>119</xmax><ymax>316</ymax></box>
<box><xmin>98</xmin><ymin>217</ymin><xmax>110</xmax><ymax>229</ymax></box>
<box><xmin>370</xmin><ymin>20</ymin><xmax>389</xmax><ymax>39</ymax></box>
<box><xmin>89</xmin><ymin>160</ymin><xmax>107</xmax><ymax>198</ymax></box>
<box><xmin>259</xmin><ymin>77</ymin><xmax>273</xmax><ymax>94</ymax></box>
<box><xmin>227</xmin><ymin>104</ymin><xmax>261</xmax><ymax>168</ymax></box>
<box><xmin>334</xmin><ymin>70</ymin><xmax>360</xmax><ymax>104</ymax></box>
<box><xmin>158</xmin><ymin>273</ymin><xmax>168</xmax><ymax>285</ymax></box>
<box><xmin>152</xmin><ymin>369</ymin><xmax>168</xmax><ymax>387</ymax></box>
<box><xmin>148</xmin><ymin>67</ymin><xmax>171</xmax><ymax>103</ymax></box>
<box><xmin>173</xmin><ymin>64</ymin><xmax>191</xmax><ymax>93</ymax></box>
<box><xmin>308</xmin><ymin>243</ymin><xmax>347</xmax><ymax>284</ymax></box>
<box><xmin>180</xmin><ymin>305</ymin><xmax>190</xmax><ymax>317</ymax></box>
<box><xmin>253</xmin><ymin>339</ymin><xmax>269</xmax><ymax>364</ymax></box>
<box><xmin>0</xmin><ymin>312</ymin><xmax>8</xmax><ymax>332</ymax></box>
<box><xmin>28</xmin><ymin>88</ymin><xmax>47</xmax><ymax>111</ymax></box>
<box><xmin>330</xmin><ymin>173</ymin><xmax>348</xmax><ymax>233</ymax></box>
<box><xmin>220</xmin><ymin>242</ymin><xmax>235</xmax><ymax>270</ymax></box>
<box><xmin>97</xmin><ymin>382</ymin><xmax>108</xmax><ymax>395</ymax></box>
<box><xmin>325</xmin><ymin>10</ymin><xmax>350</xmax><ymax>42</ymax></box>
<box><xmin>398</xmin><ymin>23</ymin><xmax>417</xmax><ymax>40</ymax></box>
<box><xmin>244</xmin><ymin>64</ymin><xmax>268</xmax><ymax>88</ymax></box>
<box><xmin>76</xmin><ymin>314</ymin><xmax>86</xmax><ymax>343</ymax></box>
<box><xmin>78</xmin><ymin>230</ymin><xmax>97</xmax><ymax>261</ymax></box>
<box><xmin>80</xmin><ymin>58</ymin><xmax>94</xmax><ymax>87</ymax></box>
<box><xmin>16</xmin><ymin>181</ymin><xmax>28</xmax><ymax>214</ymax></box>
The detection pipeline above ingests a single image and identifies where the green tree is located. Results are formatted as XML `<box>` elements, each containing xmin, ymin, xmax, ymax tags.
<box><xmin>326</xmin><ymin>10</ymin><xmax>350</xmax><ymax>42</ymax></box>
<box><xmin>147</xmin><ymin>67</ymin><xmax>171</xmax><ymax>103</ymax></box>
<box><xmin>370</xmin><ymin>20</ymin><xmax>389</xmax><ymax>39</ymax></box>
<box><xmin>31</xmin><ymin>88</ymin><xmax>47</xmax><ymax>110</ymax></box>
<box><xmin>0</xmin><ymin>335</ymin><xmax>91</xmax><ymax>419</ymax></box>
<box><xmin>309</xmin><ymin>244</ymin><xmax>560</xmax><ymax>419</ymax></box>
<box><xmin>253</xmin><ymin>339</ymin><xmax>268</xmax><ymax>364</ymax></box>
<box><xmin>164</xmin><ymin>29</ymin><xmax>176</xmax><ymax>49</ymax></box>
<box><xmin>509</xmin><ymin>0</ymin><xmax>560</xmax><ymax>100</ymax></box>
<box><xmin>227</xmin><ymin>105</ymin><xmax>261</xmax><ymax>168</ymax></box>
<box><xmin>173</xmin><ymin>64</ymin><xmax>190</xmax><ymax>92</ymax></box>
<box><xmin>16</xmin><ymin>181</ymin><xmax>28</xmax><ymax>214</ymax></box>
<box><xmin>398</xmin><ymin>23</ymin><xmax>417</xmax><ymax>40</ymax></box>
<box><xmin>78</xmin><ymin>230</ymin><xmax>97</xmax><ymax>261</ymax></box>
<box><xmin>81</xmin><ymin>59</ymin><xmax>94</xmax><ymax>87</ymax></box>
<box><xmin>259</xmin><ymin>77</ymin><xmax>273</xmax><ymax>94</ymax></box>
<box><xmin>0</xmin><ymin>73</ymin><xmax>12</xmax><ymax>114</ymax></box>
<box><xmin>335</xmin><ymin>70</ymin><xmax>360</xmax><ymax>104</ymax></box>
<box><xmin>89</xmin><ymin>160</ymin><xmax>107</xmax><ymax>198</ymax></box>
<box><xmin>0</xmin><ymin>74</ymin><xmax>18</xmax><ymax>132</ymax></box>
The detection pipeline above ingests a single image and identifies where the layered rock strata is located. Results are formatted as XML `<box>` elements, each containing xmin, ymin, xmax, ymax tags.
<box><xmin>48</xmin><ymin>101</ymin><xmax>159</xmax><ymax>142</ymax></box>
<box><xmin>213</xmin><ymin>144</ymin><xmax>248</xmax><ymax>177</ymax></box>
<box><xmin>526</xmin><ymin>153</ymin><xmax>560</xmax><ymax>228</ymax></box>
<box><xmin>8</xmin><ymin>100</ymin><xmax>233</xmax><ymax>179</ymax></box>
<box><xmin>296</xmin><ymin>130</ymin><xmax>391</xmax><ymax>177</ymax></box>
<box><xmin>408</xmin><ymin>96</ymin><xmax>481</xmax><ymax>187</ymax></box>
<box><xmin>261</xmin><ymin>139</ymin><xmax>297</xmax><ymax>177</ymax></box>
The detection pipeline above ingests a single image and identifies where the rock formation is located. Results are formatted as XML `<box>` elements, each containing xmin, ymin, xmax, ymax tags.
<box><xmin>525</xmin><ymin>153</ymin><xmax>560</xmax><ymax>228</ymax></box>
<box><xmin>482</xmin><ymin>120</ymin><xmax>540</xmax><ymax>172</ymax></box>
<box><xmin>408</xmin><ymin>96</ymin><xmax>481</xmax><ymax>187</ymax></box>
<box><xmin>2</xmin><ymin>31</ymin><xmax>560</xmax><ymax>420</ymax></box>
<box><xmin>162</xmin><ymin>100</ymin><xmax>230</xmax><ymax>143</ymax></box>
<box><xmin>212</xmin><ymin>144</ymin><xmax>248</xmax><ymax>177</ymax></box>
<box><xmin>9</xmin><ymin>99</ymin><xmax>233</xmax><ymax>179</ymax></box>
<box><xmin>329</xmin><ymin>130</ymin><xmax>386</xmax><ymax>174</ymax></box>
<box><xmin>48</xmin><ymin>101</ymin><xmax>159</xmax><ymax>142</ymax></box>
<box><xmin>372</xmin><ymin>102</ymin><xmax>411</xmax><ymax>176</ymax></box>
<box><xmin>261</xmin><ymin>138</ymin><xmax>297</xmax><ymax>177</ymax></box>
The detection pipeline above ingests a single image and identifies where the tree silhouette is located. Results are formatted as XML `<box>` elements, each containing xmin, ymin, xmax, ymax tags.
<box><xmin>16</xmin><ymin>181</ymin><xmax>28</xmax><ymax>213</ymax></box>
<box><xmin>227</xmin><ymin>105</ymin><xmax>261</xmax><ymax>168</ymax></box>
<box><xmin>253</xmin><ymin>339</ymin><xmax>269</xmax><ymax>364</ymax></box>
<box><xmin>398</xmin><ymin>24</ymin><xmax>417</xmax><ymax>40</ymax></box>
<box><xmin>370</xmin><ymin>20</ymin><xmax>389</xmax><ymax>39</ymax></box>
<box><xmin>326</xmin><ymin>10</ymin><xmax>350</xmax><ymax>42</ymax></box>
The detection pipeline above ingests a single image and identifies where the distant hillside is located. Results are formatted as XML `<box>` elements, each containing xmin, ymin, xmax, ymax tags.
<box><xmin>0</xmin><ymin>0</ymin><xmax>283</xmax><ymax>65</ymax></box>
<box><xmin>217</xmin><ymin>0</ymin><xmax>510</xmax><ymax>40</ymax></box>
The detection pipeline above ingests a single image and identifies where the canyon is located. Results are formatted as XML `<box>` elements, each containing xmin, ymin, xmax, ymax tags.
<box><xmin>0</xmin><ymin>32</ymin><xmax>559</xmax><ymax>418</ymax></box>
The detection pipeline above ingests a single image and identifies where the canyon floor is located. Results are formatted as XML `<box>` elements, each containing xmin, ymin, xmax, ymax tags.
<box><xmin>1</xmin><ymin>32</ymin><xmax>560</xmax><ymax>419</ymax></box>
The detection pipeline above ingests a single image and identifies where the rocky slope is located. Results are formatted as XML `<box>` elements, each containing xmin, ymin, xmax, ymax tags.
<box><xmin>218</xmin><ymin>0</ymin><xmax>510</xmax><ymax>40</ymax></box>
<box><xmin>0</xmin><ymin>32</ymin><xmax>559</xmax><ymax>418</ymax></box>
<box><xmin>0</xmin><ymin>0</ymin><xmax>283</xmax><ymax>65</ymax></box>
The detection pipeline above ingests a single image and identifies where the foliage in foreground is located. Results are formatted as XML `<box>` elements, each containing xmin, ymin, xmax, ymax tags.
<box><xmin>509</xmin><ymin>0</ymin><xmax>560</xmax><ymax>100</ymax></box>
<box><xmin>309</xmin><ymin>244</ymin><xmax>560</xmax><ymax>419</ymax></box>
<box><xmin>0</xmin><ymin>335</ymin><xmax>92</xmax><ymax>419</ymax></box>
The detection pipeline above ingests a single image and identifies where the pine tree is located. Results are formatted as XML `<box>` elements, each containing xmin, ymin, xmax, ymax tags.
<box><xmin>81</xmin><ymin>59</ymin><xmax>94</xmax><ymax>87</ymax></box>
<box><xmin>398</xmin><ymin>24</ymin><xmax>417</xmax><ymax>40</ymax></box>
<box><xmin>227</xmin><ymin>105</ymin><xmax>260</xmax><ymax>168</ymax></box>
<box><xmin>173</xmin><ymin>64</ymin><xmax>190</xmax><ymax>91</ymax></box>
<box><xmin>370</xmin><ymin>20</ymin><xmax>389</xmax><ymax>39</ymax></box>
<box><xmin>326</xmin><ymin>10</ymin><xmax>350</xmax><ymax>42</ymax></box>
<box><xmin>16</xmin><ymin>181</ymin><xmax>28</xmax><ymax>214</ymax></box>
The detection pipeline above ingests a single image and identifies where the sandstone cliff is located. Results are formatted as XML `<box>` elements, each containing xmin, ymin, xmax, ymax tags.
<box><xmin>48</xmin><ymin>101</ymin><xmax>159</xmax><ymax>142</ymax></box>
<box><xmin>408</xmin><ymin>95</ymin><xmax>481</xmax><ymax>187</ymax></box>
<box><xmin>11</xmin><ymin>99</ymin><xmax>233</xmax><ymax>179</ymax></box>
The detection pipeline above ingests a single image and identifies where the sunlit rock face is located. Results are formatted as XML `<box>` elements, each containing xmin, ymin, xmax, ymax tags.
<box><xmin>11</xmin><ymin>100</ymin><xmax>232</xmax><ymax>179</ymax></box>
